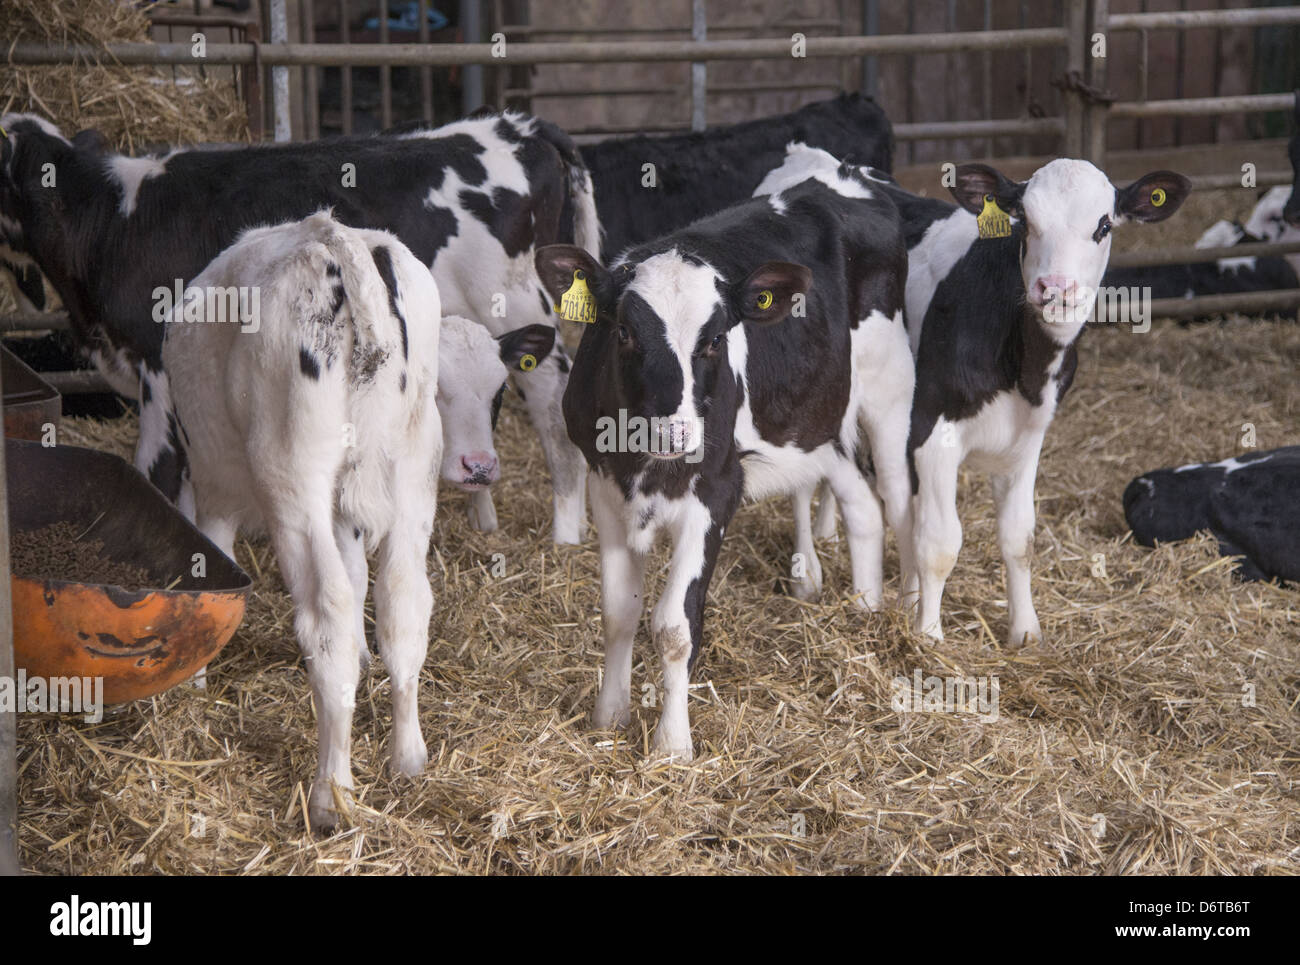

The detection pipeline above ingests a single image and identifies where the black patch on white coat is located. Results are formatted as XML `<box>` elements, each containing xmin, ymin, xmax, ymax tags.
<box><xmin>369</xmin><ymin>245</ymin><xmax>408</xmax><ymax>359</ymax></box>
<box><xmin>299</xmin><ymin>347</ymin><xmax>321</xmax><ymax>380</ymax></box>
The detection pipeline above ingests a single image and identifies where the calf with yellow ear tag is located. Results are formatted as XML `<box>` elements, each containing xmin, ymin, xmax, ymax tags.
<box><xmin>535</xmin><ymin>156</ymin><xmax>907</xmax><ymax>762</ymax></box>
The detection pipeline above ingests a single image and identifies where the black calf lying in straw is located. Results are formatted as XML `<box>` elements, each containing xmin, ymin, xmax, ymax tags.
<box><xmin>536</xmin><ymin>165</ymin><xmax>907</xmax><ymax>760</ymax></box>
<box><xmin>1124</xmin><ymin>447</ymin><xmax>1300</xmax><ymax>584</ymax></box>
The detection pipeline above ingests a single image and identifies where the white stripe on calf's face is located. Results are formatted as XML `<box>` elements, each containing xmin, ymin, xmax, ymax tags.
<box><xmin>623</xmin><ymin>251</ymin><xmax>723</xmax><ymax>458</ymax></box>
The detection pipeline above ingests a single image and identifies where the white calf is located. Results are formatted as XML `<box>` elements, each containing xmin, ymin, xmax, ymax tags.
<box><xmin>436</xmin><ymin>315</ymin><xmax>557</xmax><ymax>533</ymax></box>
<box><xmin>162</xmin><ymin>212</ymin><xmax>442</xmax><ymax>830</ymax></box>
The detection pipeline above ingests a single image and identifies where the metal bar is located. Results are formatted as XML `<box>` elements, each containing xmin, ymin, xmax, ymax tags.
<box><xmin>982</xmin><ymin>0</ymin><xmax>993</xmax><ymax>158</ymax></box>
<box><xmin>1109</xmin><ymin>7</ymin><xmax>1300</xmax><ymax>31</ymax></box>
<box><xmin>244</xmin><ymin>17</ymin><xmax>263</xmax><ymax>140</ymax></box>
<box><xmin>861</xmin><ymin>0</ymin><xmax>878</xmax><ymax>97</ymax></box>
<box><xmin>418</xmin><ymin>0</ymin><xmax>433</xmax><ymax>124</ymax></box>
<box><xmin>0</xmin><ymin>313</ymin><xmax>71</xmax><ymax>333</ymax></box>
<box><xmin>1109</xmin><ymin>239</ymin><xmax>1300</xmax><ymax>269</ymax></box>
<box><xmin>339</xmin><ymin>0</ymin><xmax>352</xmax><ymax>135</ymax></box>
<box><xmin>270</xmin><ymin>0</ymin><xmax>291</xmax><ymax>142</ymax></box>
<box><xmin>1147</xmin><ymin>289</ymin><xmax>1300</xmax><ymax>318</ymax></box>
<box><xmin>1020</xmin><ymin>0</ymin><xmax>1031</xmax><ymax>158</ymax></box>
<box><xmin>6</xmin><ymin>29</ymin><xmax>1072</xmax><ymax>67</ymax></box>
<box><xmin>691</xmin><ymin>0</ymin><xmax>707</xmax><ymax>133</ymax></box>
<box><xmin>304</xmin><ymin>0</ymin><xmax>319</xmax><ymax>140</ymax></box>
<box><xmin>895</xmin><ymin>117</ymin><xmax>1066</xmax><ymax>139</ymax></box>
<box><xmin>148</xmin><ymin>12</ymin><xmax>259</xmax><ymax>30</ymax></box>
<box><xmin>1111</xmin><ymin>92</ymin><xmax>1295</xmax><ymax>118</ymax></box>
<box><xmin>40</xmin><ymin>371</ymin><xmax>114</xmax><ymax>395</ymax></box>
<box><xmin>379</xmin><ymin>0</ymin><xmax>392</xmax><ymax>130</ymax></box>
<box><xmin>1088</xmin><ymin>0</ymin><xmax>1109</xmax><ymax>166</ymax></box>
<box><xmin>1064</xmin><ymin>0</ymin><xmax>1085</xmax><ymax>157</ymax></box>
<box><xmin>515</xmin><ymin>80</ymin><xmax>845</xmax><ymax>98</ymax></box>
<box><xmin>0</xmin><ymin>358</ymin><xmax>17</xmax><ymax>878</ymax></box>
<box><xmin>462</xmin><ymin>0</ymin><xmax>484</xmax><ymax>114</ymax></box>
<box><xmin>1185</xmin><ymin>171</ymin><xmax>1293</xmax><ymax>191</ymax></box>
<box><xmin>500</xmin><ymin>20</ymin><xmax>849</xmax><ymax>36</ymax></box>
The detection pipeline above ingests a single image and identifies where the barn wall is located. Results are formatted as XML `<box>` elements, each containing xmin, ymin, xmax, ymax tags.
<box><xmin>517</xmin><ymin>0</ymin><xmax>1294</xmax><ymax>164</ymax></box>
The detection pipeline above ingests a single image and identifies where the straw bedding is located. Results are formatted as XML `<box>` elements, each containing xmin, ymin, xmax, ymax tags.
<box><xmin>2</xmin><ymin>0</ymin><xmax>1296</xmax><ymax>873</ymax></box>
<box><xmin>12</xmin><ymin>313</ymin><xmax>1299</xmax><ymax>875</ymax></box>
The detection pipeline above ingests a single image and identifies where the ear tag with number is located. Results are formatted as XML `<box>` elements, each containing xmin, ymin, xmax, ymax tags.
<box><xmin>977</xmin><ymin>194</ymin><xmax>1011</xmax><ymax>239</ymax></box>
<box><xmin>557</xmin><ymin>269</ymin><xmax>596</xmax><ymax>324</ymax></box>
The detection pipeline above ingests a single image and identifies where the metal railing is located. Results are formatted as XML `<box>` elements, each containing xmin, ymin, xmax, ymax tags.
<box><xmin>4</xmin><ymin>3</ymin><xmax>1300</xmax><ymax>379</ymax></box>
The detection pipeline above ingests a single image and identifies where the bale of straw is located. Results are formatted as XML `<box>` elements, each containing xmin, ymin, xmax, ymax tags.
<box><xmin>0</xmin><ymin>0</ymin><xmax>251</xmax><ymax>152</ymax></box>
<box><xmin>0</xmin><ymin>0</ymin><xmax>252</xmax><ymax>315</ymax></box>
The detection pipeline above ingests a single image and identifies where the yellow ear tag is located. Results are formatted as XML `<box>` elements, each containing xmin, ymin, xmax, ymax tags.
<box><xmin>557</xmin><ymin>269</ymin><xmax>597</xmax><ymax>324</ymax></box>
<box><xmin>519</xmin><ymin>353</ymin><xmax>537</xmax><ymax>372</ymax></box>
<box><xmin>977</xmin><ymin>194</ymin><xmax>1011</xmax><ymax>239</ymax></box>
<box><xmin>1150</xmin><ymin>187</ymin><xmax>1166</xmax><ymax>207</ymax></box>
<box><xmin>756</xmin><ymin>289</ymin><xmax>774</xmax><ymax>310</ymax></box>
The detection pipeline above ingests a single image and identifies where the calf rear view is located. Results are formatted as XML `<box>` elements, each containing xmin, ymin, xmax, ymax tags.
<box><xmin>162</xmin><ymin>213</ymin><xmax>443</xmax><ymax>829</ymax></box>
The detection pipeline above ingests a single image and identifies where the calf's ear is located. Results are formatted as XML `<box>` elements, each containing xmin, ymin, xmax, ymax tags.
<box><xmin>1117</xmin><ymin>171</ymin><xmax>1191</xmax><ymax>223</ymax></box>
<box><xmin>496</xmin><ymin>323</ymin><xmax>557</xmax><ymax>371</ymax></box>
<box><xmin>535</xmin><ymin>244</ymin><xmax>614</xmax><ymax>316</ymax></box>
<box><xmin>950</xmin><ymin>163</ymin><xmax>1026</xmax><ymax>217</ymax></box>
<box><xmin>735</xmin><ymin>262</ymin><xmax>812</xmax><ymax>326</ymax></box>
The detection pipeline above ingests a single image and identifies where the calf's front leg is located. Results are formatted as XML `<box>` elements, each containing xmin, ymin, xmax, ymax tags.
<box><xmin>991</xmin><ymin>444</ymin><xmax>1043</xmax><ymax>648</ymax></box>
<box><xmin>650</xmin><ymin>505</ymin><xmax>727</xmax><ymax>762</ymax></box>
<box><xmin>589</xmin><ymin>474</ymin><xmax>646</xmax><ymax>730</ymax></box>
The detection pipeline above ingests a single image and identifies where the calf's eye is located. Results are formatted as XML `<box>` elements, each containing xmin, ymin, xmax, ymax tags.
<box><xmin>617</xmin><ymin>324</ymin><xmax>631</xmax><ymax>344</ymax></box>
<box><xmin>1093</xmin><ymin>216</ymin><xmax>1112</xmax><ymax>242</ymax></box>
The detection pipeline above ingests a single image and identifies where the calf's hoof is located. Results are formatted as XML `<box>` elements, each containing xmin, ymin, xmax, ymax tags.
<box><xmin>591</xmin><ymin>697</ymin><xmax>631</xmax><ymax>731</ymax></box>
<box><xmin>650</xmin><ymin>732</ymin><xmax>694</xmax><ymax>763</ymax></box>
<box><xmin>1007</xmin><ymin>622</ymin><xmax>1043</xmax><ymax>650</ymax></box>
<box><xmin>308</xmin><ymin>780</ymin><xmax>353</xmax><ymax>832</ymax></box>
<box><xmin>391</xmin><ymin>735</ymin><xmax>429</xmax><ymax>778</ymax></box>
<box><xmin>789</xmin><ymin>576</ymin><xmax>822</xmax><ymax>602</ymax></box>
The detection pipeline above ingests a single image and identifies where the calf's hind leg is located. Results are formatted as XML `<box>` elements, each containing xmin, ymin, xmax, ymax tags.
<box><xmin>263</xmin><ymin>484</ymin><xmax>361</xmax><ymax>831</ymax></box>
<box><xmin>788</xmin><ymin>486</ymin><xmax>824</xmax><ymax>601</ymax></box>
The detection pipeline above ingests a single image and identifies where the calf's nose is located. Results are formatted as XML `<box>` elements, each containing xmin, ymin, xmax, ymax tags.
<box><xmin>1030</xmin><ymin>274</ymin><xmax>1076</xmax><ymax>307</ymax></box>
<box><xmin>461</xmin><ymin>451</ymin><xmax>499</xmax><ymax>482</ymax></box>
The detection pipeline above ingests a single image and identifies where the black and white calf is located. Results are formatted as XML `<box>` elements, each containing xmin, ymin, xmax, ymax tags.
<box><xmin>435</xmin><ymin>314</ymin><xmax>556</xmax><ymax>530</ymax></box>
<box><xmin>536</xmin><ymin>172</ymin><xmax>906</xmax><ymax>759</ymax></box>
<box><xmin>894</xmin><ymin>160</ymin><xmax>1190</xmax><ymax>645</ymax></box>
<box><xmin>0</xmin><ymin>110</ymin><xmax>597</xmax><ymax>543</ymax></box>
<box><xmin>752</xmin><ymin>144</ymin><xmax>916</xmax><ymax>604</ymax></box>
<box><xmin>581</xmin><ymin>93</ymin><xmax>894</xmax><ymax>257</ymax></box>
<box><xmin>162</xmin><ymin>213</ymin><xmax>442</xmax><ymax>830</ymax></box>
<box><xmin>1124</xmin><ymin>447</ymin><xmax>1300</xmax><ymax>584</ymax></box>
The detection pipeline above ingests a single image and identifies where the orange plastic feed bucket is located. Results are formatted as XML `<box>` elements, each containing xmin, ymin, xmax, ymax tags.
<box><xmin>5</xmin><ymin>439</ymin><xmax>252</xmax><ymax>704</ymax></box>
